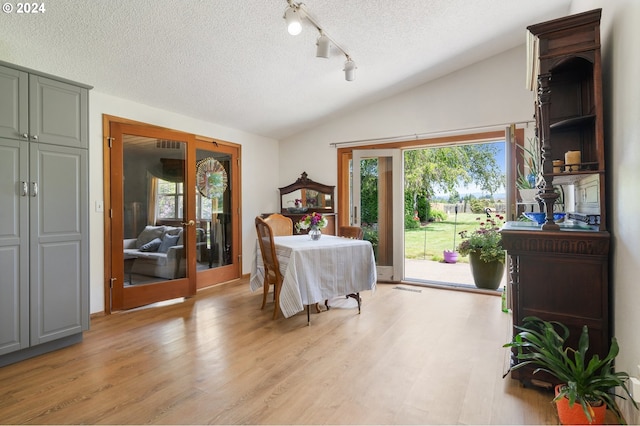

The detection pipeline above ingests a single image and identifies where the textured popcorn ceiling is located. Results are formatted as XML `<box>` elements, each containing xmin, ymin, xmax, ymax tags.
<box><xmin>0</xmin><ymin>0</ymin><xmax>571</xmax><ymax>140</ymax></box>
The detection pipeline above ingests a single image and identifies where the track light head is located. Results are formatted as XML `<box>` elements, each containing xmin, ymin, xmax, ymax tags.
<box><xmin>284</xmin><ymin>6</ymin><xmax>302</xmax><ymax>35</ymax></box>
<box><xmin>343</xmin><ymin>58</ymin><xmax>356</xmax><ymax>81</ymax></box>
<box><xmin>316</xmin><ymin>34</ymin><xmax>330</xmax><ymax>58</ymax></box>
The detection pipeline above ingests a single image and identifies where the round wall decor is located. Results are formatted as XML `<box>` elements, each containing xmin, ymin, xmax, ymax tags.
<box><xmin>196</xmin><ymin>157</ymin><xmax>228</xmax><ymax>198</ymax></box>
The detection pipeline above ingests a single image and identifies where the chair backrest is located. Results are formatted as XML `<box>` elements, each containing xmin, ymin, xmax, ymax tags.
<box><xmin>255</xmin><ymin>217</ymin><xmax>282</xmax><ymax>280</ymax></box>
<box><xmin>338</xmin><ymin>226</ymin><xmax>364</xmax><ymax>240</ymax></box>
<box><xmin>264</xmin><ymin>213</ymin><xmax>293</xmax><ymax>236</ymax></box>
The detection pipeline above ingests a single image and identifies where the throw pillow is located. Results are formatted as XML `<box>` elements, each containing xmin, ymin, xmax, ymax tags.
<box><xmin>158</xmin><ymin>233</ymin><xmax>180</xmax><ymax>253</ymax></box>
<box><xmin>139</xmin><ymin>237</ymin><xmax>162</xmax><ymax>252</ymax></box>
<box><xmin>136</xmin><ymin>225</ymin><xmax>165</xmax><ymax>248</ymax></box>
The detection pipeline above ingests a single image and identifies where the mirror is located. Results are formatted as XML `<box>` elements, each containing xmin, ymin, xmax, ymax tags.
<box><xmin>280</xmin><ymin>172</ymin><xmax>334</xmax><ymax>214</ymax></box>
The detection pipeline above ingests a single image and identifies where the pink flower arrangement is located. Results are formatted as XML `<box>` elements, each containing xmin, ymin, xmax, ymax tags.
<box><xmin>295</xmin><ymin>212</ymin><xmax>328</xmax><ymax>232</ymax></box>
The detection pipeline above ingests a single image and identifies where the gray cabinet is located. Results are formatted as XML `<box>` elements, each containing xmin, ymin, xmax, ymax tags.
<box><xmin>0</xmin><ymin>62</ymin><xmax>90</xmax><ymax>366</ymax></box>
<box><xmin>0</xmin><ymin>63</ymin><xmax>88</xmax><ymax>148</ymax></box>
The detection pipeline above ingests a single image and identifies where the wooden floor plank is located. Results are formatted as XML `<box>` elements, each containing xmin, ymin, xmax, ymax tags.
<box><xmin>0</xmin><ymin>279</ymin><xmax>567</xmax><ymax>424</ymax></box>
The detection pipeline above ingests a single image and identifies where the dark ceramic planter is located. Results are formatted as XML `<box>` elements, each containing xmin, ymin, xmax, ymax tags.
<box><xmin>468</xmin><ymin>251</ymin><xmax>504</xmax><ymax>290</ymax></box>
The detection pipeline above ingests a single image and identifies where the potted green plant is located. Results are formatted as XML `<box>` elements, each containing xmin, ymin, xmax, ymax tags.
<box><xmin>456</xmin><ymin>211</ymin><xmax>505</xmax><ymax>290</ymax></box>
<box><xmin>504</xmin><ymin>316</ymin><xmax>638</xmax><ymax>424</ymax></box>
<box><xmin>517</xmin><ymin>137</ymin><xmax>542</xmax><ymax>203</ymax></box>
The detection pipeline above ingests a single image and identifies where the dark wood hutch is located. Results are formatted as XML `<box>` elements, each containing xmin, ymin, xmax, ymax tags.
<box><xmin>277</xmin><ymin>172</ymin><xmax>336</xmax><ymax>235</ymax></box>
<box><xmin>502</xmin><ymin>9</ymin><xmax>610</xmax><ymax>388</ymax></box>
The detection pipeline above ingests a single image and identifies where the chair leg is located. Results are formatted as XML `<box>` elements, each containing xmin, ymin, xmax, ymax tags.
<box><xmin>272</xmin><ymin>283</ymin><xmax>281</xmax><ymax>320</ymax></box>
<box><xmin>261</xmin><ymin>278</ymin><xmax>269</xmax><ymax>310</ymax></box>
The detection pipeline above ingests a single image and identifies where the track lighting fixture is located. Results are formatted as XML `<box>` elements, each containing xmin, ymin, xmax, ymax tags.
<box><xmin>343</xmin><ymin>58</ymin><xmax>356</xmax><ymax>82</ymax></box>
<box><xmin>283</xmin><ymin>0</ymin><xmax>356</xmax><ymax>81</ymax></box>
<box><xmin>316</xmin><ymin>33</ymin><xmax>330</xmax><ymax>59</ymax></box>
<box><xmin>283</xmin><ymin>5</ymin><xmax>302</xmax><ymax>35</ymax></box>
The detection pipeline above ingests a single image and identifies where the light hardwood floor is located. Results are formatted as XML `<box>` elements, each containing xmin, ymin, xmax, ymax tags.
<box><xmin>0</xmin><ymin>279</ymin><xmax>562</xmax><ymax>424</ymax></box>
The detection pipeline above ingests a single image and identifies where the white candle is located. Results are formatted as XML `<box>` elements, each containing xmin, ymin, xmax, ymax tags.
<box><xmin>565</xmin><ymin>151</ymin><xmax>581</xmax><ymax>171</ymax></box>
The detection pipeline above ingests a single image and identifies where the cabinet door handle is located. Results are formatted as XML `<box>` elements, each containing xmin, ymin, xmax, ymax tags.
<box><xmin>31</xmin><ymin>182</ymin><xmax>38</xmax><ymax>197</ymax></box>
<box><xmin>21</xmin><ymin>181</ymin><xmax>28</xmax><ymax>196</ymax></box>
<box><xmin>22</xmin><ymin>133</ymin><xmax>29</xmax><ymax>139</ymax></box>
<box><xmin>31</xmin><ymin>135</ymin><xmax>39</xmax><ymax>141</ymax></box>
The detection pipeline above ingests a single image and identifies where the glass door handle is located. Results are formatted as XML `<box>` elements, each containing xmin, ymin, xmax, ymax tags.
<box><xmin>181</xmin><ymin>220</ymin><xmax>195</xmax><ymax>226</ymax></box>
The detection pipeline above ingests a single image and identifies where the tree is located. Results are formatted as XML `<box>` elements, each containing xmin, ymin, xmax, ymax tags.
<box><xmin>359</xmin><ymin>158</ymin><xmax>378</xmax><ymax>225</ymax></box>
<box><xmin>404</xmin><ymin>144</ymin><xmax>504</xmax><ymax>210</ymax></box>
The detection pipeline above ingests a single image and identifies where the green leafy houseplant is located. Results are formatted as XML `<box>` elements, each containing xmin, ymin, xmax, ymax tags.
<box><xmin>517</xmin><ymin>137</ymin><xmax>542</xmax><ymax>189</ymax></box>
<box><xmin>504</xmin><ymin>316</ymin><xmax>638</xmax><ymax>424</ymax></box>
<box><xmin>457</xmin><ymin>214</ymin><xmax>505</xmax><ymax>264</ymax></box>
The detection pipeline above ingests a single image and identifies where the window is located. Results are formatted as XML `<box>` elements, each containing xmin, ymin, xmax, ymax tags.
<box><xmin>156</xmin><ymin>179</ymin><xmax>184</xmax><ymax>219</ymax></box>
<box><xmin>155</xmin><ymin>179</ymin><xmax>217</xmax><ymax>220</ymax></box>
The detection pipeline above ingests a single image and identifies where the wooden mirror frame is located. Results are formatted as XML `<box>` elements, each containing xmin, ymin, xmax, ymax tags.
<box><xmin>279</xmin><ymin>172</ymin><xmax>335</xmax><ymax>214</ymax></box>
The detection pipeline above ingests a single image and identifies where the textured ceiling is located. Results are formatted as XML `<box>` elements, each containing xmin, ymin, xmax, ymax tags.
<box><xmin>0</xmin><ymin>0</ymin><xmax>572</xmax><ymax>140</ymax></box>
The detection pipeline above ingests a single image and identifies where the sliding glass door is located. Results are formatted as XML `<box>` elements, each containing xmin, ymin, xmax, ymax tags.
<box><xmin>352</xmin><ymin>149</ymin><xmax>403</xmax><ymax>281</ymax></box>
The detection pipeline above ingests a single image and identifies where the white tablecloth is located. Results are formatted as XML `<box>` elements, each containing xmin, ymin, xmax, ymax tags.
<box><xmin>250</xmin><ymin>235</ymin><xmax>377</xmax><ymax>318</ymax></box>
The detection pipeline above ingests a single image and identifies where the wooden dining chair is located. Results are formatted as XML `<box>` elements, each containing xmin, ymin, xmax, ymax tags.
<box><xmin>255</xmin><ymin>217</ymin><xmax>284</xmax><ymax>319</ymax></box>
<box><xmin>264</xmin><ymin>213</ymin><xmax>294</xmax><ymax>236</ymax></box>
<box><xmin>338</xmin><ymin>225</ymin><xmax>364</xmax><ymax>240</ymax></box>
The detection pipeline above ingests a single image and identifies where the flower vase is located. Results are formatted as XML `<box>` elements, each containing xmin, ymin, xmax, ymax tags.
<box><xmin>309</xmin><ymin>226</ymin><xmax>322</xmax><ymax>241</ymax></box>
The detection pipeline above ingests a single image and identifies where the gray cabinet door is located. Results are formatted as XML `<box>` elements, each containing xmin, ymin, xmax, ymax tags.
<box><xmin>29</xmin><ymin>143</ymin><xmax>89</xmax><ymax>345</ymax></box>
<box><xmin>0</xmin><ymin>139</ymin><xmax>29</xmax><ymax>355</ymax></box>
<box><xmin>0</xmin><ymin>66</ymin><xmax>28</xmax><ymax>141</ymax></box>
<box><xmin>29</xmin><ymin>76</ymin><xmax>88</xmax><ymax>149</ymax></box>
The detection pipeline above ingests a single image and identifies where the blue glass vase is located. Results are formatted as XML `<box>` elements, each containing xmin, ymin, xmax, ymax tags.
<box><xmin>527</xmin><ymin>173</ymin><xmax>536</xmax><ymax>188</ymax></box>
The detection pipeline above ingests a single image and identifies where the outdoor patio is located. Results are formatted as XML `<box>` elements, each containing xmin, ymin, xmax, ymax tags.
<box><xmin>403</xmin><ymin>258</ymin><xmax>507</xmax><ymax>292</ymax></box>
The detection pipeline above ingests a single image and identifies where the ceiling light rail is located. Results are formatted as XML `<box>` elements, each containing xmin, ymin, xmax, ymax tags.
<box><xmin>330</xmin><ymin>121</ymin><xmax>535</xmax><ymax>148</ymax></box>
<box><xmin>283</xmin><ymin>0</ymin><xmax>356</xmax><ymax>81</ymax></box>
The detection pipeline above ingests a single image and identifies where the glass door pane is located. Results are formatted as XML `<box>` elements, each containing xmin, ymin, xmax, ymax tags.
<box><xmin>353</xmin><ymin>149</ymin><xmax>403</xmax><ymax>281</ymax></box>
<box><xmin>195</xmin><ymin>150</ymin><xmax>231</xmax><ymax>269</ymax></box>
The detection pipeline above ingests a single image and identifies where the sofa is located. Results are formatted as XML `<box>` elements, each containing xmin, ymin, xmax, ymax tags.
<box><xmin>124</xmin><ymin>225</ymin><xmax>186</xmax><ymax>280</ymax></box>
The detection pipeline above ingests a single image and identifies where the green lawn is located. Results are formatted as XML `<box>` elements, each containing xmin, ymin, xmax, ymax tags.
<box><xmin>404</xmin><ymin>212</ymin><xmax>486</xmax><ymax>263</ymax></box>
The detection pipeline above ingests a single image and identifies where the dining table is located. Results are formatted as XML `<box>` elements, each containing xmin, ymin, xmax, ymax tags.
<box><xmin>250</xmin><ymin>234</ymin><xmax>377</xmax><ymax>319</ymax></box>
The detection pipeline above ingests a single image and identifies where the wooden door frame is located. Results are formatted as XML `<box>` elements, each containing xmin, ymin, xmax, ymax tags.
<box><xmin>102</xmin><ymin>115</ymin><xmax>242</xmax><ymax>314</ymax></box>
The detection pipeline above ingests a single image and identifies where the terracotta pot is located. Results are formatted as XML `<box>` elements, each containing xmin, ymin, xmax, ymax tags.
<box><xmin>468</xmin><ymin>251</ymin><xmax>504</xmax><ymax>290</ymax></box>
<box><xmin>554</xmin><ymin>385</ymin><xmax>606</xmax><ymax>425</ymax></box>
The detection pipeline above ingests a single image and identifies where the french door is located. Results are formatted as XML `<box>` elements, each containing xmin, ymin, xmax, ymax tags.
<box><xmin>352</xmin><ymin>149</ymin><xmax>403</xmax><ymax>281</ymax></box>
<box><xmin>109</xmin><ymin>123</ymin><xmax>197</xmax><ymax>310</ymax></box>
<box><xmin>193</xmin><ymin>140</ymin><xmax>240</xmax><ymax>286</ymax></box>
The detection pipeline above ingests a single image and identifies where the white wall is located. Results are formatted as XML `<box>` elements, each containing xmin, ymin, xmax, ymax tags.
<box><xmin>566</xmin><ymin>0</ymin><xmax>640</xmax><ymax>421</ymax></box>
<box><xmin>89</xmin><ymin>92</ymin><xmax>279</xmax><ymax>314</ymax></box>
<box><xmin>280</xmin><ymin>45</ymin><xmax>537</xmax><ymax>212</ymax></box>
<box><xmin>279</xmin><ymin>46</ymin><xmax>537</xmax><ymax>190</ymax></box>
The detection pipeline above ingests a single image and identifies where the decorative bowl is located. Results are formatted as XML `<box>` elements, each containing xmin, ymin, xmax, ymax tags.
<box><xmin>523</xmin><ymin>212</ymin><xmax>566</xmax><ymax>224</ymax></box>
